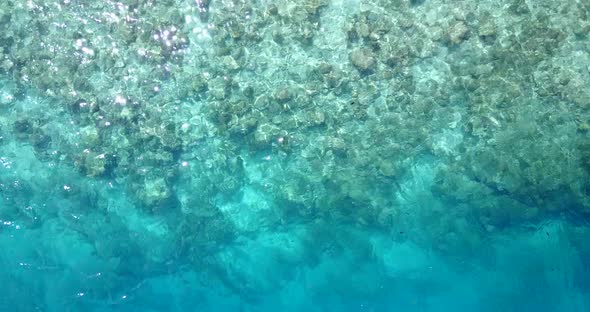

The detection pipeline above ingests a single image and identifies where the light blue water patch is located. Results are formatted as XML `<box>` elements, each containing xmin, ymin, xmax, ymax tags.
<box><xmin>2</xmin><ymin>140</ymin><xmax>588</xmax><ymax>311</ymax></box>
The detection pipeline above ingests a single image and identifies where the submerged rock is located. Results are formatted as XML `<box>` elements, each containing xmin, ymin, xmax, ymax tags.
<box><xmin>350</xmin><ymin>48</ymin><xmax>376</xmax><ymax>72</ymax></box>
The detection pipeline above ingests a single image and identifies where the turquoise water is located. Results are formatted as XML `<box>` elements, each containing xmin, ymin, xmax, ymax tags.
<box><xmin>1</xmin><ymin>0</ymin><xmax>590</xmax><ymax>311</ymax></box>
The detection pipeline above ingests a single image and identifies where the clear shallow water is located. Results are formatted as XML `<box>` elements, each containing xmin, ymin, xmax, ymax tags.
<box><xmin>1</xmin><ymin>0</ymin><xmax>590</xmax><ymax>311</ymax></box>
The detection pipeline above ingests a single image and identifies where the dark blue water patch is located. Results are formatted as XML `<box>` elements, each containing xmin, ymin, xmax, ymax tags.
<box><xmin>2</xmin><ymin>199</ymin><xmax>589</xmax><ymax>312</ymax></box>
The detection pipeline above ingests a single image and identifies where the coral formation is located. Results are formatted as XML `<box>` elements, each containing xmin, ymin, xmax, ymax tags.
<box><xmin>1</xmin><ymin>0</ymin><xmax>590</xmax><ymax>308</ymax></box>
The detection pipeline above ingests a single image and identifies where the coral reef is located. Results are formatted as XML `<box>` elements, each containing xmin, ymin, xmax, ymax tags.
<box><xmin>1</xmin><ymin>0</ymin><xmax>589</xmax><ymax>307</ymax></box>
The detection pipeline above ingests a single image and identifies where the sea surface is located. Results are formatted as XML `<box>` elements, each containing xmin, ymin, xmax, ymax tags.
<box><xmin>1</xmin><ymin>0</ymin><xmax>590</xmax><ymax>311</ymax></box>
